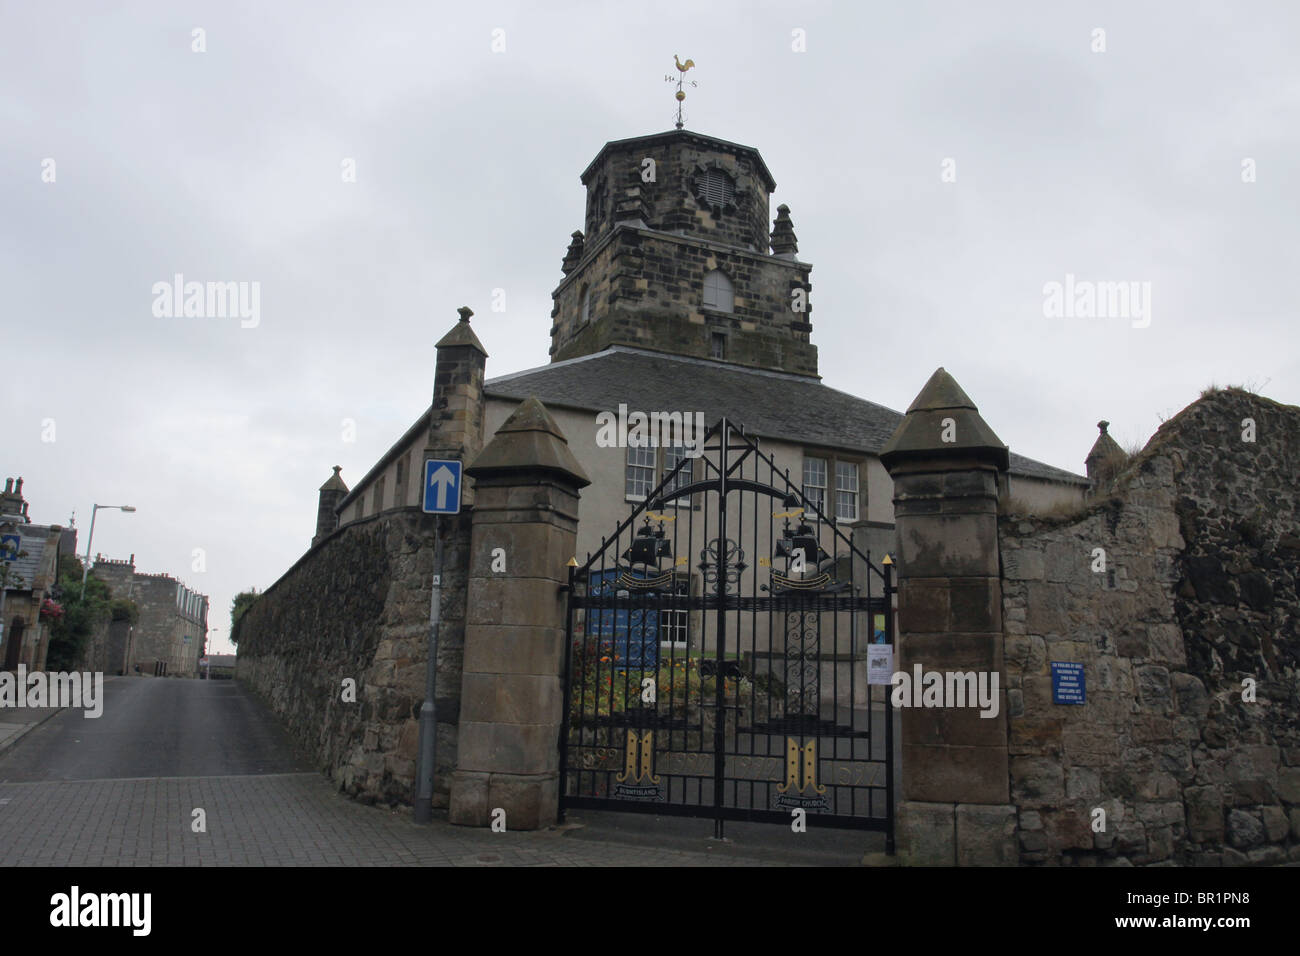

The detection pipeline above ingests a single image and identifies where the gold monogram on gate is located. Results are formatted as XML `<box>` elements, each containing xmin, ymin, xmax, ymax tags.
<box><xmin>615</xmin><ymin>730</ymin><xmax>660</xmax><ymax>785</ymax></box>
<box><xmin>776</xmin><ymin>738</ymin><xmax>826</xmax><ymax>796</ymax></box>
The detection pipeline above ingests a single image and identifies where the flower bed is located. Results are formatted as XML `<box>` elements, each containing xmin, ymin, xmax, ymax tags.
<box><xmin>567</xmin><ymin>637</ymin><xmax>786</xmax><ymax>728</ymax></box>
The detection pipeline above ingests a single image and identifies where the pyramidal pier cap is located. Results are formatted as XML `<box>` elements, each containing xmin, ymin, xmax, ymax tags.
<box><xmin>879</xmin><ymin>367</ymin><xmax>1010</xmax><ymax>472</ymax></box>
<box><xmin>466</xmin><ymin>396</ymin><xmax>590</xmax><ymax>487</ymax></box>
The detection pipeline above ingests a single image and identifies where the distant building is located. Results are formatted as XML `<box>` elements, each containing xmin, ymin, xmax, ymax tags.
<box><xmin>0</xmin><ymin>477</ymin><xmax>76</xmax><ymax>672</ymax></box>
<box><xmin>93</xmin><ymin>555</ymin><xmax>209</xmax><ymax>677</ymax></box>
<box><xmin>200</xmin><ymin>653</ymin><xmax>236</xmax><ymax>680</ymax></box>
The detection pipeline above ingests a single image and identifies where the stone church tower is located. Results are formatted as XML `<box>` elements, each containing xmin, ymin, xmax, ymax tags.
<box><xmin>548</xmin><ymin>129</ymin><xmax>817</xmax><ymax>376</ymax></box>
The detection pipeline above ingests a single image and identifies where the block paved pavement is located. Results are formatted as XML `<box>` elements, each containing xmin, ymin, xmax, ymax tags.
<box><xmin>0</xmin><ymin>677</ymin><xmax>872</xmax><ymax>866</ymax></box>
<box><xmin>0</xmin><ymin>770</ymin><xmax>798</xmax><ymax>866</ymax></box>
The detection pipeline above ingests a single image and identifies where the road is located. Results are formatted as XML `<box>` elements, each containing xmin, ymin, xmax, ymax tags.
<box><xmin>0</xmin><ymin>677</ymin><xmax>869</xmax><ymax>866</ymax></box>
<box><xmin>0</xmin><ymin>676</ymin><xmax>306</xmax><ymax>781</ymax></box>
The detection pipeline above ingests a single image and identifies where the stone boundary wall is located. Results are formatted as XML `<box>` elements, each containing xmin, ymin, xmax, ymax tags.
<box><xmin>74</xmin><ymin>617</ymin><xmax>111</xmax><ymax>674</ymax></box>
<box><xmin>234</xmin><ymin>506</ymin><xmax>470</xmax><ymax>808</ymax></box>
<box><xmin>1001</xmin><ymin>389</ymin><xmax>1299</xmax><ymax>865</ymax></box>
<box><xmin>74</xmin><ymin>617</ymin><xmax>130</xmax><ymax>675</ymax></box>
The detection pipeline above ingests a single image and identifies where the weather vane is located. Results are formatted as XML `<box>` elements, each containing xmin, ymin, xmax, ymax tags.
<box><xmin>665</xmin><ymin>54</ymin><xmax>697</xmax><ymax>129</ymax></box>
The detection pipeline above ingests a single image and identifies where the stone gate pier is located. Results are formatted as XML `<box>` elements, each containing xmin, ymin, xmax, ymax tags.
<box><xmin>880</xmin><ymin>368</ymin><xmax>1017</xmax><ymax>865</ymax></box>
<box><xmin>448</xmin><ymin>398</ymin><xmax>590</xmax><ymax>829</ymax></box>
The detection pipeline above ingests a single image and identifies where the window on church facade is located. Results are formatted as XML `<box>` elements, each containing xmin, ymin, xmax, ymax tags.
<box><xmin>711</xmin><ymin>332</ymin><xmax>726</xmax><ymax>359</ymax></box>
<box><xmin>580</xmin><ymin>286</ymin><xmax>591</xmax><ymax>325</ymax></box>
<box><xmin>663</xmin><ymin>444</ymin><xmax>691</xmax><ymax>495</ymax></box>
<box><xmin>626</xmin><ymin>444</ymin><xmax>695</xmax><ymax>502</ymax></box>
<box><xmin>626</xmin><ymin>444</ymin><xmax>656</xmax><ymax>499</ymax></box>
<box><xmin>802</xmin><ymin>456</ymin><xmax>826</xmax><ymax>513</ymax></box>
<box><xmin>803</xmin><ymin>455</ymin><xmax>862</xmax><ymax>520</ymax></box>
<box><xmin>659</xmin><ymin>573</ymin><xmax>690</xmax><ymax>647</ymax></box>
<box><xmin>703</xmin><ymin>270</ymin><xmax>733</xmax><ymax>313</ymax></box>
<box><xmin>835</xmin><ymin>461</ymin><xmax>859</xmax><ymax>521</ymax></box>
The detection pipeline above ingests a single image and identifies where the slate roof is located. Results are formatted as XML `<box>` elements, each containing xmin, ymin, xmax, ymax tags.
<box><xmin>485</xmin><ymin>347</ymin><xmax>1088</xmax><ymax>486</ymax></box>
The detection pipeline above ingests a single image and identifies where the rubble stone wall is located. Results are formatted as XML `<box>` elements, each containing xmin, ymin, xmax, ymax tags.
<box><xmin>234</xmin><ymin>506</ymin><xmax>470</xmax><ymax>808</ymax></box>
<box><xmin>1001</xmin><ymin>389</ymin><xmax>1299</xmax><ymax>866</ymax></box>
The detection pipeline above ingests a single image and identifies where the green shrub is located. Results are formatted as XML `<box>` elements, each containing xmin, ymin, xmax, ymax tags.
<box><xmin>45</xmin><ymin>555</ymin><xmax>115</xmax><ymax>671</ymax></box>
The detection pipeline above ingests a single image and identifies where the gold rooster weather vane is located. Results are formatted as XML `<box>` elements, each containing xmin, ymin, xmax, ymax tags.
<box><xmin>666</xmin><ymin>55</ymin><xmax>697</xmax><ymax>129</ymax></box>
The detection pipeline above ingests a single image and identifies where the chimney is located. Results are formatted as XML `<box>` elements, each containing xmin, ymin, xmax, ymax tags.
<box><xmin>1</xmin><ymin>476</ymin><xmax>27</xmax><ymax>520</ymax></box>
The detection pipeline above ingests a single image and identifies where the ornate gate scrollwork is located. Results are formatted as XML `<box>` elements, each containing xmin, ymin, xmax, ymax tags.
<box><xmin>559</xmin><ymin>418</ymin><xmax>895</xmax><ymax>847</ymax></box>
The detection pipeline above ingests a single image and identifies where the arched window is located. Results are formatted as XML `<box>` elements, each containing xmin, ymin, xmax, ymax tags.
<box><xmin>580</xmin><ymin>286</ymin><xmax>592</xmax><ymax>325</ymax></box>
<box><xmin>702</xmin><ymin>270</ymin><xmax>734</xmax><ymax>313</ymax></box>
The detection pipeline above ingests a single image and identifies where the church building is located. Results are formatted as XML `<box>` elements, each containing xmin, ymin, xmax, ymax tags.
<box><xmin>315</xmin><ymin>127</ymin><xmax>1088</xmax><ymax>561</ymax></box>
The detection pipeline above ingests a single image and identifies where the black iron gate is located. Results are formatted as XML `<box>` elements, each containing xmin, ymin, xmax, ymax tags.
<box><xmin>559</xmin><ymin>418</ymin><xmax>895</xmax><ymax>848</ymax></box>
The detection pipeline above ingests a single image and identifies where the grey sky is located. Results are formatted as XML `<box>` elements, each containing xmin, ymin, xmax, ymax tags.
<box><xmin>3</xmin><ymin>0</ymin><xmax>1296</xmax><ymax>654</ymax></box>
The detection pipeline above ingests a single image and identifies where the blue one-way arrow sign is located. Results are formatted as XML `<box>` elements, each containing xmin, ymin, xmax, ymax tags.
<box><xmin>423</xmin><ymin>459</ymin><xmax>462</xmax><ymax>514</ymax></box>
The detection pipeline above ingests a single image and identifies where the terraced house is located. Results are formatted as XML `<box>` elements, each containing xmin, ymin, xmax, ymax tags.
<box><xmin>93</xmin><ymin>556</ymin><xmax>209</xmax><ymax>676</ymax></box>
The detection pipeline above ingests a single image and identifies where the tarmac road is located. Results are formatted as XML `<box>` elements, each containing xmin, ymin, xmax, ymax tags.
<box><xmin>0</xmin><ymin>676</ymin><xmax>309</xmax><ymax>782</ymax></box>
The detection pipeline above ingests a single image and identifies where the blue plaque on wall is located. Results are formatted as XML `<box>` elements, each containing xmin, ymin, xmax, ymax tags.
<box><xmin>1051</xmin><ymin>662</ymin><xmax>1086</xmax><ymax>705</ymax></box>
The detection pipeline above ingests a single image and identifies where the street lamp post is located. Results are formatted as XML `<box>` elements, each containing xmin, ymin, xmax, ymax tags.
<box><xmin>80</xmin><ymin>504</ymin><xmax>136</xmax><ymax>599</ymax></box>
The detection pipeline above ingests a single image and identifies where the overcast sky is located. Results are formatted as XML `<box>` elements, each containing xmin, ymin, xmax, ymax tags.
<box><xmin>3</xmin><ymin>1</ymin><xmax>1297</xmax><ymax>655</ymax></box>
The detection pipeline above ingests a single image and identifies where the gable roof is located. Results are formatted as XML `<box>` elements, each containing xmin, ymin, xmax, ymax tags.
<box><xmin>484</xmin><ymin>347</ymin><xmax>1088</xmax><ymax>486</ymax></box>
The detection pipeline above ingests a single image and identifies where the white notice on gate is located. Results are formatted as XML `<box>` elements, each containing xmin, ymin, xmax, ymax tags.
<box><xmin>867</xmin><ymin>644</ymin><xmax>894</xmax><ymax>685</ymax></box>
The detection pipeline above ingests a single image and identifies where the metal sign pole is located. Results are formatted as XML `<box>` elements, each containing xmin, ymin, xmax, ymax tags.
<box><xmin>414</xmin><ymin>516</ymin><xmax>445</xmax><ymax>824</ymax></box>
